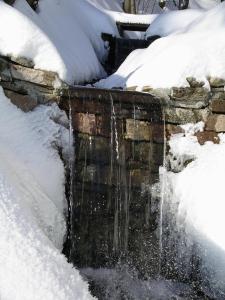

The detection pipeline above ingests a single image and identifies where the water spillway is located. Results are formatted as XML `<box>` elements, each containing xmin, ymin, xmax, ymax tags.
<box><xmin>60</xmin><ymin>87</ymin><xmax>165</xmax><ymax>278</ymax></box>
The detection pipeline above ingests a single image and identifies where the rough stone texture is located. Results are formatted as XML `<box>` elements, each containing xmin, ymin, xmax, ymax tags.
<box><xmin>10</xmin><ymin>64</ymin><xmax>59</xmax><ymax>87</ymax></box>
<box><xmin>4</xmin><ymin>90</ymin><xmax>38</xmax><ymax>112</ymax></box>
<box><xmin>10</xmin><ymin>56</ymin><xmax>35</xmax><ymax>68</ymax></box>
<box><xmin>206</xmin><ymin>114</ymin><xmax>225</xmax><ymax>132</ymax></box>
<box><xmin>208</xmin><ymin>76</ymin><xmax>225</xmax><ymax>88</ymax></box>
<box><xmin>195</xmin><ymin>131</ymin><xmax>220</xmax><ymax>145</ymax></box>
<box><xmin>165</xmin><ymin>107</ymin><xmax>210</xmax><ymax>124</ymax></box>
<box><xmin>125</xmin><ymin>119</ymin><xmax>152</xmax><ymax>141</ymax></box>
<box><xmin>186</xmin><ymin>77</ymin><xmax>205</xmax><ymax>88</ymax></box>
<box><xmin>170</xmin><ymin>86</ymin><xmax>209</xmax><ymax>109</ymax></box>
<box><xmin>165</xmin><ymin>124</ymin><xmax>184</xmax><ymax>137</ymax></box>
<box><xmin>211</xmin><ymin>99</ymin><xmax>225</xmax><ymax>113</ymax></box>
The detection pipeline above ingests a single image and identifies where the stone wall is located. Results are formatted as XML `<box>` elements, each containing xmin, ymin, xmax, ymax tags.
<box><xmin>1</xmin><ymin>53</ymin><xmax>225</xmax><ymax>277</ymax></box>
<box><xmin>0</xmin><ymin>55</ymin><xmax>62</xmax><ymax>112</ymax></box>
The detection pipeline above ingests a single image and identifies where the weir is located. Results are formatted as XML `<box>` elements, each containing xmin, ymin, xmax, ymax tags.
<box><xmin>60</xmin><ymin>87</ymin><xmax>165</xmax><ymax>278</ymax></box>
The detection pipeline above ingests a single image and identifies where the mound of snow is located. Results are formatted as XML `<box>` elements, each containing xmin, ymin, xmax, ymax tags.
<box><xmin>146</xmin><ymin>9</ymin><xmax>204</xmax><ymax>37</ymax></box>
<box><xmin>97</xmin><ymin>2</ymin><xmax>225</xmax><ymax>90</ymax></box>
<box><xmin>0</xmin><ymin>87</ymin><xmax>94</xmax><ymax>300</ymax></box>
<box><xmin>0</xmin><ymin>0</ymin><xmax>118</xmax><ymax>84</ymax></box>
<box><xmin>164</xmin><ymin>124</ymin><xmax>225</xmax><ymax>298</ymax></box>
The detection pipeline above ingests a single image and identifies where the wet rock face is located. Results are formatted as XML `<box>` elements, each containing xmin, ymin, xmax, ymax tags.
<box><xmin>65</xmin><ymin>89</ymin><xmax>164</xmax><ymax>277</ymax></box>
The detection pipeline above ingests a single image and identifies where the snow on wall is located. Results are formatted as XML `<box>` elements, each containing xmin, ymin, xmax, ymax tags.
<box><xmin>97</xmin><ymin>2</ymin><xmax>224</xmax><ymax>90</ymax></box>
<box><xmin>0</xmin><ymin>87</ymin><xmax>95</xmax><ymax>300</ymax></box>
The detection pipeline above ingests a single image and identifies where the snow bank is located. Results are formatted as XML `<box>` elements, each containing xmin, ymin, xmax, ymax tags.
<box><xmin>97</xmin><ymin>2</ymin><xmax>225</xmax><ymax>90</ymax></box>
<box><xmin>0</xmin><ymin>0</ymin><xmax>118</xmax><ymax>84</ymax></box>
<box><xmin>164</xmin><ymin>123</ymin><xmax>225</xmax><ymax>298</ymax></box>
<box><xmin>146</xmin><ymin>9</ymin><xmax>203</xmax><ymax>37</ymax></box>
<box><xmin>0</xmin><ymin>87</ymin><xmax>94</xmax><ymax>300</ymax></box>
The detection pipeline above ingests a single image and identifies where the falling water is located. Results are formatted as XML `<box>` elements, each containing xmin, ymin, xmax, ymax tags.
<box><xmin>65</xmin><ymin>88</ymin><xmax>204</xmax><ymax>299</ymax></box>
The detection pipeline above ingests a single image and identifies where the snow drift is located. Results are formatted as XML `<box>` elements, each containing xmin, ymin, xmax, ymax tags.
<box><xmin>0</xmin><ymin>87</ymin><xmax>94</xmax><ymax>300</ymax></box>
<box><xmin>163</xmin><ymin>124</ymin><xmax>225</xmax><ymax>298</ymax></box>
<box><xmin>97</xmin><ymin>2</ymin><xmax>225</xmax><ymax>90</ymax></box>
<box><xmin>0</xmin><ymin>0</ymin><xmax>118</xmax><ymax>84</ymax></box>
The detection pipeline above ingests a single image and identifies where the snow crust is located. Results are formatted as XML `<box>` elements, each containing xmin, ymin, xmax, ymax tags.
<box><xmin>0</xmin><ymin>88</ymin><xmax>94</xmax><ymax>300</ymax></box>
<box><xmin>98</xmin><ymin>2</ymin><xmax>225</xmax><ymax>90</ymax></box>
<box><xmin>164</xmin><ymin>123</ymin><xmax>225</xmax><ymax>297</ymax></box>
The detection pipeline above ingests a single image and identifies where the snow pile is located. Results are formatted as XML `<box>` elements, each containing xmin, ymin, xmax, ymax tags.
<box><xmin>145</xmin><ymin>9</ymin><xmax>204</xmax><ymax>37</ymax></box>
<box><xmin>164</xmin><ymin>123</ymin><xmax>225</xmax><ymax>298</ymax></box>
<box><xmin>0</xmin><ymin>0</ymin><xmax>118</xmax><ymax>84</ymax></box>
<box><xmin>97</xmin><ymin>2</ymin><xmax>225</xmax><ymax>90</ymax></box>
<box><xmin>0</xmin><ymin>87</ymin><xmax>94</xmax><ymax>300</ymax></box>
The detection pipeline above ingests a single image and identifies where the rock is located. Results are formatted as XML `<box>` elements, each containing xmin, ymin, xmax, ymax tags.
<box><xmin>186</xmin><ymin>77</ymin><xmax>205</xmax><ymax>88</ymax></box>
<box><xmin>171</xmin><ymin>86</ymin><xmax>209</xmax><ymax>101</ymax></box>
<box><xmin>207</xmin><ymin>76</ymin><xmax>225</xmax><ymax>88</ymax></box>
<box><xmin>10</xmin><ymin>64</ymin><xmax>59</xmax><ymax>87</ymax></box>
<box><xmin>126</xmin><ymin>86</ymin><xmax>138</xmax><ymax>91</ymax></box>
<box><xmin>165</xmin><ymin>124</ymin><xmax>184</xmax><ymax>137</ymax></box>
<box><xmin>211</xmin><ymin>99</ymin><xmax>225</xmax><ymax>113</ymax></box>
<box><xmin>4</xmin><ymin>90</ymin><xmax>38</xmax><ymax>112</ymax></box>
<box><xmin>142</xmin><ymin>85</ymin><xmax>153</xmax><ymax>92</ymax></box>
<box><xmin>125</xmin><ymin>119</ymin><xmax>152</xmax><ymax>141</ymax></box>
<box><xmin>206</xmin><ymin>114</ymin><xmax>225</xmax><ymax>132</ymax></box>
<box><xmin>195</xmin><ymin>131</ymin><xmax>220</xmax><ymax>145</ymax></box>
<box><xmin>10</xmin><ymin>56</ymin><xmax>34</xmax><ymax>68</ymax></box>
<box><xmin>165</xmin><ymin>107</ymin><xmax>210</xmax><ymax>124</ymax></box>
<box><xmin>0</xmin><ymin>57</ymin><xmax>11</xmax><ymax>81</ymax></box>
<box><xmin>211</xmin><ymin>92</ymin><xmax>225</xmax><ymax>101</ymax></box>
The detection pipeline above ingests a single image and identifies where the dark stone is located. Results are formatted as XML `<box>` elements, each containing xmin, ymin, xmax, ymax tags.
<box><xmin>195</xmin><ymin>131</ymin><xmax>220</xmax><ymax>145</ymax></box>
<box><xmin>211</xmin><ymin>99</ymin><xmax>225</xmax><ymax>113</ymax></box>
<box><xmin>4</xmin><ymin>90</ymin><xmax>38</xmax><ymax>112</ymax></box>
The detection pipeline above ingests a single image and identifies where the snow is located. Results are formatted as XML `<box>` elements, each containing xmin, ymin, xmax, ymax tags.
<box><xmin>0</xmin><ymin>87</ymin><xmax>94</xmax><ymax>300</ymax></box>
<box><xmin>97</xmin><ymin>2</ymin><xmax>225</xmax><ymax>90</ymax></box>
<box><xmin>145</xmin><ymin>9</ymin><xmax>204</xmax><ymax>37</ymax></box>
<box><xmin>0</xmin><ymin>0</ymin><xmax>119</xmax><ymax>84</ymax></box>
<box><xmin>164</xmin><ymin>123</ymin><xmax>225</xmax><ymax>297</ymax></box>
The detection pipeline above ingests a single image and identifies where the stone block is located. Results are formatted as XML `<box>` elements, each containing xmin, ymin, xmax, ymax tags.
<box><xmin>165</xmin><ymin>107</ymin><xmax>209</xmax><ymax>124</ymax></box>
<box><xmin>10</xmin><ymin>63</ymin><xmax>59</xmax><ymax>87</ymax></box>
<box><xmin>170</xmin><ymin>86</ymin><xmax>209</xmax><ymax>109</ymax></box>
<box><xmin>206</xmin><ymin>114</ymin><xmax>225</xmax><ymax>132</ymax></box>
<box><xmin>171</xmin><ymin>86</ymin><xmax>209</xmax><ymax>101</ymax></box>
<box><xmin>73</xmin><ymin>113</ymin><xmax>96</xmax><ymax>135</ymax></box>
<box><xmin>208</xmin><ymin>76</ymin><xmax>225</xmax><ymax>88</ymax></box>
<box><xmin>195</xmin><ymin>131</ymin><xmax>220</xmax><ymax>145</ymax></box>
<box><xmin>211</xmin><ymin>99</ymin><xmax>225</xmax><ymax>113</ymax></box>
<box><xmin>125</xmin><ymin>119</ymin><xmax>152</xmax><ymax>141</ymax></box>
<box><xmin>4</xmin><ymin>90</ymin><xmax>38</xmax><ymax>112</ymax></box>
